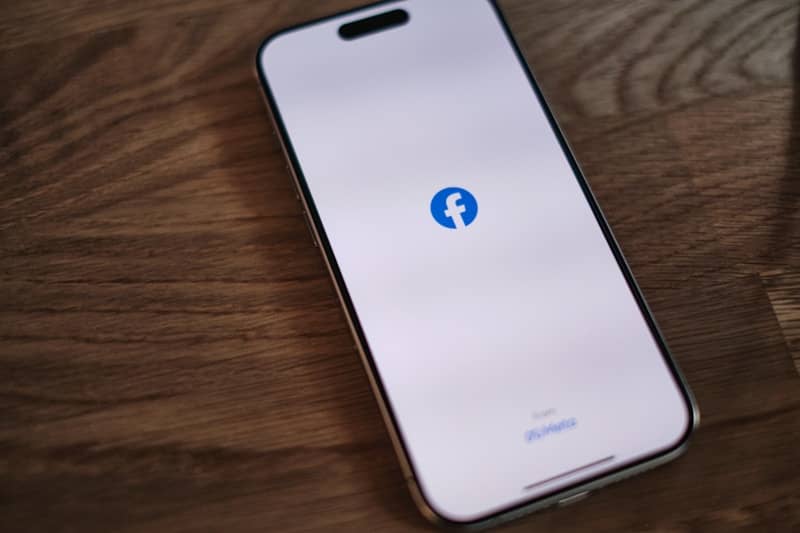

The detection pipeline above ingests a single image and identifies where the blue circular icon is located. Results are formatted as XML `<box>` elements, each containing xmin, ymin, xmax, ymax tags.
<box><xmin>430</xmin><ymin>187</ymin><xmax>478</xmax><ymax>229</ymax></box>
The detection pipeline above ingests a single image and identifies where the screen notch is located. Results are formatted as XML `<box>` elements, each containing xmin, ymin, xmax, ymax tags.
<box><xmin>338</xmin><ymin>9</ymin><xmax>409</xmax><ymax>40</ymax></box>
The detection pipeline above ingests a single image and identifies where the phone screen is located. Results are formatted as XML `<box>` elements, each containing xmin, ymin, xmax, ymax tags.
<box><xmin>259</xmin><ymin>0</ymin><xmax>692</xmax><ymax>523</ymax></box>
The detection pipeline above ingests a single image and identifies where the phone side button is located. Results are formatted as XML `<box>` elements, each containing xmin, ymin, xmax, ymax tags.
<box><xmin>557</xmin><ymin>491</ymin><xmax>590</xmax><ymax>507</ymax></box>
<box><xmin>301</xmin><ymin>211</ymin><xmax>318</xmax><ymax>247</ymax></box>
<box><xmin>286</xmin><ymin>166</ymin><xmax>300</xmax><ymax>201</ymax></box>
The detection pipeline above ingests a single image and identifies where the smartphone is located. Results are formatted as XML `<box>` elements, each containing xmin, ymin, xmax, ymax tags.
<box><xmin>255</xmin><ymin>0</ymin><xmax>698</xmax><ymax>527</ymax></box>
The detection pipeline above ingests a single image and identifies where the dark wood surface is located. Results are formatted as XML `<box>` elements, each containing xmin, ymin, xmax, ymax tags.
<box><xmin>2</xmin><ymin>1</ymin><xmax>799</xmax><ymax>531</ymax></box>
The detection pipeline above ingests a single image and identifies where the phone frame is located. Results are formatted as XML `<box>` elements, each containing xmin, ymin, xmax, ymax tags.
<box><xmin>254</xmin><ymin>0</ymin><xmax>699</xmax><ymax>528</ymax></box>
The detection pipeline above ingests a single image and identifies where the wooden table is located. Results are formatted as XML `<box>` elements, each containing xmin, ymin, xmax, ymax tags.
<box><xmin>2</xmin><ymin>1</ymin><xmax>799</xmax><ymax>531</ymax></box>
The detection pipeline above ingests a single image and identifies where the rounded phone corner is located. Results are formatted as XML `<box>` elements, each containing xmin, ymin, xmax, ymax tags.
<box><xmin>656</xmin><ymin>390</ymin><xmax>699</xmax><ymax>467</ymax></box>
<box><xmin>404</xmin><ymin>477</ymin><xmax>486</xmax><ymax>530</ymax></box>
<box><xmin>667</xmin><ymin>373</ymin><xmax>701</xmax><ymax>455</ymax></box>
<box><xmin>254</xmin><ymin>0</ymin><xmax>410</xmax><ymax>76</ymax></box>
<box><xmin>254</xmin><ymin>27</ymin><xmax>294</xmax><ymax>78</ymax></box>
<box><xmin>679</xmin><ymin>390</ymin><xmax>700</xmax><ymax>449</ymax></box>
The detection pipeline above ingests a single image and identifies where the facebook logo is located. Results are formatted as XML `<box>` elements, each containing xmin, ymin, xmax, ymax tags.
<box><xmin>430</xmin><ymin>187</ymin><xmax>478</xmax><ymax>229</ymax></box>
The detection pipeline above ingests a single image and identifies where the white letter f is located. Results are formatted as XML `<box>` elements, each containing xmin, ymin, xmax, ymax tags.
<box><xmin>444</xmin><ymin>192</ymin><xmax>467</xmax><ymax>229</ymax></box>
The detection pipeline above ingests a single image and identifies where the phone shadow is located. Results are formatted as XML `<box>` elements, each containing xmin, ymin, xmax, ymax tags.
<box><xmin>204</xmin><ymin>71</ymin><xmax>432</xmax><ymax>529</ymax></box>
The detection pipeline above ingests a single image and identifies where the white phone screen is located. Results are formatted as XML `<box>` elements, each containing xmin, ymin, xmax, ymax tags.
<box><xmin>259</xmin><ymin>0</ymin><xmax>692</xmax><ymax>522</ymax></box>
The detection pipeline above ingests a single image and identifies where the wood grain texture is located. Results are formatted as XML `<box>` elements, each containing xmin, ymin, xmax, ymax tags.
<box><xmin>1</xmin><ymin>0</ymin><xmax>799</xmax><ymax>531</ymax></box>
